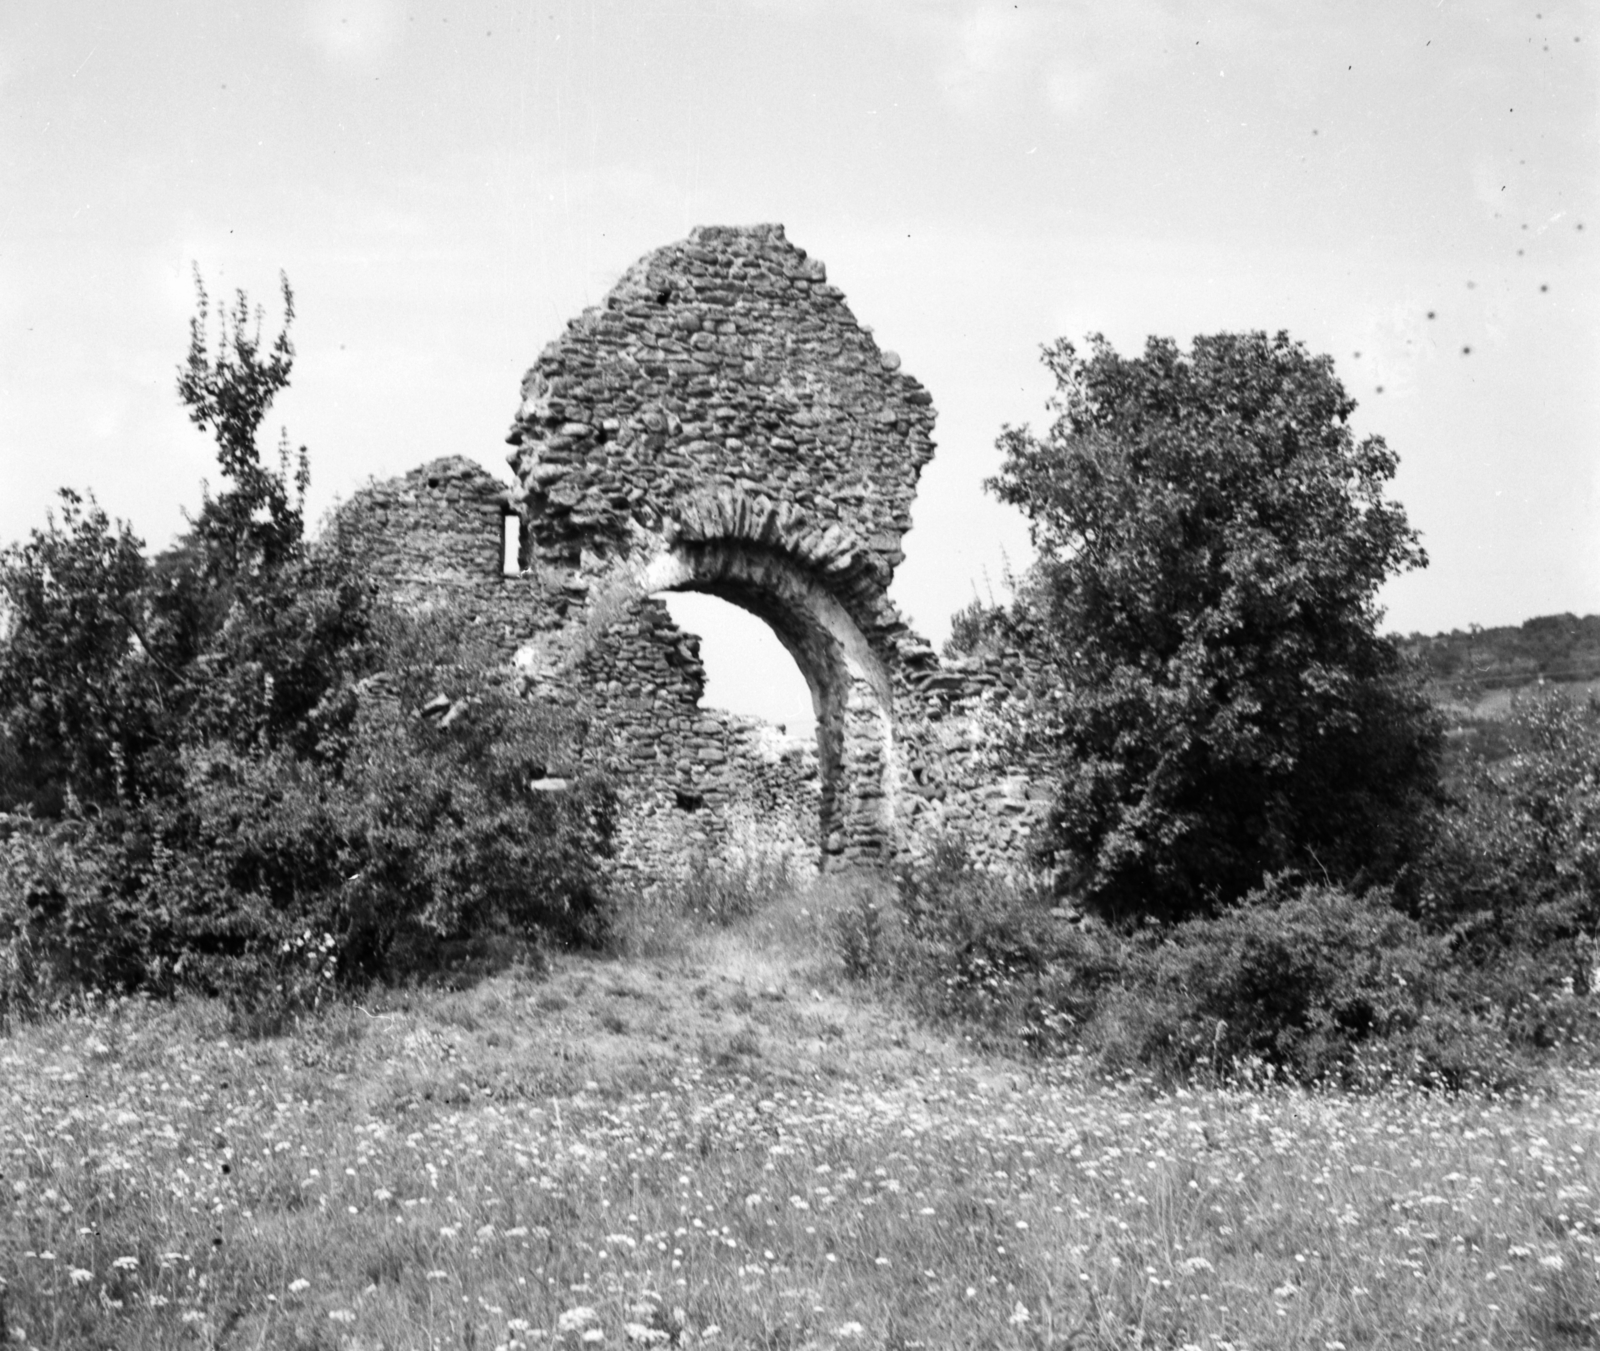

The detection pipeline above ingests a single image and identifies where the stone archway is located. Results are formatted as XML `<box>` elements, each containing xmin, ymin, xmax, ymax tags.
<box><xmin>641</xmin><ymin>537</ymin><xmax>896</xmax><ymax>864</ymax></box>
<box><xmin>336</xmin><ymin>223</ymin><xmax>1050</xmax><ymax>882</ymax></box>
<box><xmin>500</xmin><ymin>223</ymin><xmax>934</xmax><ymax>871</ymax></box>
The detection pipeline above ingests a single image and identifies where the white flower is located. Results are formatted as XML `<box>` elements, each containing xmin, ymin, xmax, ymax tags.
<box><xmin>1008</xmin><ymin>1302</ymin><xmax>1030</xmax><ymax>1326</ymax></box>
<box><xmin>625</xmin><ymin>1324</ymin><xmax>669</xmax><ymax>1344</ymax></box>
<box><xmin>1179</xmin><ymin>1256</ymin><xmax>1214</xmax><ymax>1274</ymax></box>
<box><xmin>1540</xmin><ymin>1253</ymin><xmax>1567</xmax><ymax>1271</ymax></box>
<box><xmin>69</xmin><ymin>1268</ymin><xmax>93</xmax><ymax>1286</ymax></box>
<box><xmin>328</xmin><ymin>1309</ymin><xmax>356</xmax><ymax>1324</ymax></box>
<box><xmin>558</xmin><ymin>1306</ymin><xmax>599</xmax><ymax>1334</ymax></box>
<box><xmin>836</xmin><ymin>1322</ymin><xmax>866</xmax><ymax>1339</ymax></box>
<box><xmin>288</xmin><ymin>1278</ymin><xmax>311</xmax><ymax>1294</ymax></box>
<box><xmin>111</xmin><ymin>1255</ymin><xmax>139</xmax><ymax>1271</ymax></box>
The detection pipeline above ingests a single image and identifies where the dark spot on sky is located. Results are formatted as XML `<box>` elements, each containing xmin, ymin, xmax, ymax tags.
<box><xmin>1462</xmin><ymin>346</ymin><xmax>1472</xmax><ymax>355</ymax></box>
<box><xmin>1353</xmin><ymin>350</ymin><xmax>1361</xmax><ymax>358</ymax></box>
<box><xmin>1376</xmin><ymin>386</ymin><xmax>1385</xmax><ymax>393</ymax></box>
<box><xmin>1518</xmin><ymin>249</ymin><xmax>1525</xmax><ymax>256</ymax></box>
<box><xmin>1427</xmin><ymin>311</ymin><xmax>1436</xmax><ymax>319</ymax></box>
<box><xmin>1466</xmin><ymin>280</ymin><xmax>1476</xmax><ymax>289</ymax></box>
<box><xmin>1541</xmin><ymin>283</ymin><xmax>1549</xmax><ymax>292</ymax></box>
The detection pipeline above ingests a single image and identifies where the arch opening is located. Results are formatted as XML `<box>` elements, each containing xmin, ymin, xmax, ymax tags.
<box><xmin>645</xmin><ymin>540</ymin><xmax>899</xmax><ymax>868</ymax></box>
<box><xmin>657</xmin><ymin>591</ymin><xmax>816</xmax><ymax>741</ymax></box>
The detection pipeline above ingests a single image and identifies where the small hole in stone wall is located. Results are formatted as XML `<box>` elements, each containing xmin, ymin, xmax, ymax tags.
<box><xmin>426</xmin><ymin>476</ymin><xmax>440</xmax><ymax>489</ymax></box>
<box><xmin>501</xmin><ymin>513</ymin><xmax>521</xmax><ymax>576</ymax></box>
<box><xmin>674</xmin><ymin>787</ymin><xmax>705</xmax><ymax>811</ymax></box>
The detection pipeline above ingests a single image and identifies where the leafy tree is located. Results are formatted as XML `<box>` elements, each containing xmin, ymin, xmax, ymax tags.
<box><xmin>2</xmin><ymin>271</ymin><xmax>614</xmax><ymax>1011</ymax></box>
<box><xmin>0</xmin><ymin>491</ymin><xmax>158</xmax><ymax>814</ymax></box>
<box><xmin>989</xmin><ymin>331</ymin><xmax>1443</xmax><ymax>922</ymax></box>
<box><xmin>175</xmin><ymin>268</ymin><xmax>309</xmax><ymax>583</ymax></box>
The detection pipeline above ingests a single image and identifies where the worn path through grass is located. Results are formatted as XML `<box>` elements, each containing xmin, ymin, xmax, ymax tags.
<box><xmin>2</xmin><ymin>887</ymin><xmax>1598</xmax><ymax>1349</ymax></box>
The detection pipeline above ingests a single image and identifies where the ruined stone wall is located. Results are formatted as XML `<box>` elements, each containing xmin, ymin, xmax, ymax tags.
<box><xmin>894</xmin><ymin>651</ymin><xmax>1054</xmax><ymax>873</ymax></box>
<box><xmin>332</xmin><ymin>456</ymin><xmax>823</xmax><ymax>882</ymax></box>
<box><xmin>503</xmin><ymin>223</ymin><xmax>934</xmax><ymax>651</ymax></box>
<box><xmin>332</xmin><ymin>224</ymin><xmax>1053</xmax><ymax>885</ymax></box>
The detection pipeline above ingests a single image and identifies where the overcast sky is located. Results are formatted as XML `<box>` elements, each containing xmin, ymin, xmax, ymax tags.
<box><xmin>3</xmin><ymin>1</ymin><xmax>1596</xmax><ymax>736</ymax></box>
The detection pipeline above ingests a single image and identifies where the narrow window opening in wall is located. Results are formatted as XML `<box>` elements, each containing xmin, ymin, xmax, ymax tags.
<box><xmin>501</xmin><ymin>512</ymin><xmax>520</xmax><ymax>576</ymax></box>
<box><xmin>658</xmin><ymin>592</ymin><xmax>816</xmax><ymax>742</ymax></box>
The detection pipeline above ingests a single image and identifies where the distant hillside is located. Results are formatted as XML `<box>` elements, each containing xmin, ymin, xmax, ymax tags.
<box><xmin>1399</xmin><ymin>613</ymin><xmax>1600</xmax><ymax>697</ymax></box>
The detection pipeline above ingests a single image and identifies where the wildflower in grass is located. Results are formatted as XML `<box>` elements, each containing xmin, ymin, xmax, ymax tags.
<box><xmin>288</xmin><ymin>1278</ymin><xmax>310</xmax><ymax>1294</ymax></box>
<box><xmin>69</xmin><ymin>1268</ymin><xmax>93</xmax><ymax>1286</ymax></box>
<box><xmin>111</xmin><ymin>1255</ymin><xmax>139</xmax><ymax>1271</ymax></box>
<box><xmin>1008</xmin><ymin>1302</ymin><xmax>1030</xmax><ymax>1326</ymax></box>
<box><xmin>558</xmin><ymin>1306</ymin><xmax>599</xmax><ymax>1333</ymax></box>
<box><xmin>1540</xmin><ymin>1253</ymin><xmax>1567</xmax><ymax>1270</ymax></box>
<box><xmin>836</xmin><ymin>1323</ymin><xmax>865</xmax><ymax>1339</ymax></box>
<box><xmin>329</xmin><ymin>1309</ymin><xmax>356</xmax><ymax>1323</ymax></box>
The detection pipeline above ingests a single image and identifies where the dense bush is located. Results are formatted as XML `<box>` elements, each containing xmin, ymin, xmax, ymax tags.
<box><xmin>1082</xmin><ymin>883</ymin><xmax>1528</xmax><ymax>1093</ymax></box>
<box><xmin>863</xmin><ymin>839</ymin><xmax>1572</xmax><ymax>1092</ymax></box>
<box><xmin>0</xmin><ymin>274</ymin><xmax>614</xmax><ymax>1026</ymax></box>
<box><xmin>1419</xmin><ymin>689</ymin><xmax>1600</xmax><ymax>979</ymax></box>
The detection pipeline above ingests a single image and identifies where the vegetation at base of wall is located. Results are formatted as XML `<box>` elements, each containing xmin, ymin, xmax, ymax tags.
<box><xmin>602</xmin><ymin>844</ymin><xmax>812</xmax><ymax>959</ymax></box>
<box><xmin>841</xmin><ymin>823</ymin><xmax>1600</xmax><ymax>1094</ymax></box>
<box><xmin>0</xmin><ymin>273</ymin><xmax>613</xmax><ymax>1029</ymax></box>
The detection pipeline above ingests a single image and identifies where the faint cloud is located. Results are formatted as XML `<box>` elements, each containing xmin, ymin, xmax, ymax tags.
<box><xmin>935</xmin><ymin>4</ymin><xmax>1053</xmax><ymax>108</ymax></box>
<box><xmin>1043</xmin><ymin>59</ymin><xmax>1102</xmax><ymax>117</ymax></box>
<box><xmin>904</xmin><ymin>0</ymin><xmax>1198</xmax><ymax>120</ymax></box>
<box><xmin>301</xmin><ymin>0</ymin><xmax>401</xmax><ymax>72</ymax></box>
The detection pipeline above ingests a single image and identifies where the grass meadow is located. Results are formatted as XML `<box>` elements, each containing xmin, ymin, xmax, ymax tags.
<box><xmin>2</xmin><ymin>881</ymin><xmax>1597</xmax><ymax>1350</ymax></box>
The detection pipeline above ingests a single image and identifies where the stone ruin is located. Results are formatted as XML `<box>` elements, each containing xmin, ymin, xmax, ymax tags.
<box><xmin>335</xmin><ymin>224</ymin><xmax>1049</xmax><ymax>883</ymax></box>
